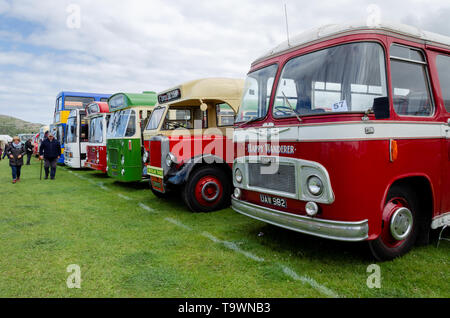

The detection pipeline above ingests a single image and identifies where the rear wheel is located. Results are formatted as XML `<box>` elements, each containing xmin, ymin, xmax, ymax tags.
<box><xmin>182</xmin><ymin>167</ymin><xmax>231</xmax><ymax>212</ymax></box>
<box><xmin>368</xmin><ymin>185</ymin><xmax>419</xmax><ymax>261</ymax></box>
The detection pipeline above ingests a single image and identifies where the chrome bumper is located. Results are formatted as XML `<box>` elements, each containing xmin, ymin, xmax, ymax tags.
<box><xmin>232</xmin><ymin>197</ymin><xmax>369</xmax><ymax>242</ymax></box>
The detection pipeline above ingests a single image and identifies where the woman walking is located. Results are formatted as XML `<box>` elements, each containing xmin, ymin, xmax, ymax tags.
<box><xmin>7</xmin><ymin>136</ymin><xmax>26</xmax><ymax>183</ymax></box>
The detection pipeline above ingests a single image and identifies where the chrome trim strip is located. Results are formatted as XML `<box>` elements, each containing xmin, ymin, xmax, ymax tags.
<box><xmin>232</xmin><ymin>197</ymin><xmax>368</xmax><ymax>242</ymax></box>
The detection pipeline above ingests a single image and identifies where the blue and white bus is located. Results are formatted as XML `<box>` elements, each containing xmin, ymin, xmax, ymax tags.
<box><xmin>53</xmin><ymin>91</ymin><xmax>110</xmax><ymax>164</ymax></box>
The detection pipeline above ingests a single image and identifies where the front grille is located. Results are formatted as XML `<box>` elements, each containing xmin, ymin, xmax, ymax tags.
<box><xmin>248</xmin><ymin>163</ymin><xmax>296</xmax><ymax>194</ymax></box>
<box><xmin>109</xmin><ymin>149</ymin><xmax>119</xmax><ymax>164</ymax></box>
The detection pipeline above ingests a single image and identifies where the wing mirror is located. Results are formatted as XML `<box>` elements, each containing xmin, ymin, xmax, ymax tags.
<box><xmin>373</xmin><ymin>97</ymin><xmax>390</xmax><ymax>120</ymax></box>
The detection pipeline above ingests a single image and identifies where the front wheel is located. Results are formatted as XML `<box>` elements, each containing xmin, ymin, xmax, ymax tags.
<box><xmin>368</xmin><ymin>185</ymin><xmax>419</xmax><ymax>261</ymax></box>
<box><xmin>182</xmin><ymin>167</ymin><xmax>231</xmax><ymax>212</ymax></box>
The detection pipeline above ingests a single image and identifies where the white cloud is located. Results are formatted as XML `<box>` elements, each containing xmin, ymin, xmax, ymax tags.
<box><xmin>0</xmin><ymin>0</ymin><xmax>449</xmax><ymax>124</ymax></box>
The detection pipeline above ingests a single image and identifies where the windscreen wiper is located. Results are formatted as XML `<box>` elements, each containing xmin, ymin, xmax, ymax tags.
<box><xmin>281</xmin><ymin>91</ymin><xmax>302</xmax><ymax>123</ymax></box>
<box><xmin>237</xmin><ymin>116</ymin><xmax>263</xmax><ymax>128</ymax></box>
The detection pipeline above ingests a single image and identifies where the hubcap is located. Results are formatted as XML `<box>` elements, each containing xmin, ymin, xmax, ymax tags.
<box><xmin>201</xmin><ymin>181</ymin><xmax>220</xmax><ymax>202</ymax></box>
<box><xmin>390</xmin><ymin>207</ymin><xmax>413</xmax><ymax>241</ymax></box>
<box><xmin>194</xmin><ymin>175</ymin><xmax>223</xmax><ymax>207</ymax></box>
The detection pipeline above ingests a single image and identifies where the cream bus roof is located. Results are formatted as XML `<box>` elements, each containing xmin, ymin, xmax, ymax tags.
<box><xmin>254</xmin><ymin>21</ymin><xmax>450</xmax><ymax>65</ymax></box>
<box><xmin>158</xmin><ymin>78</ymin><xmax>244</xmax><ymax>112</ymax></box>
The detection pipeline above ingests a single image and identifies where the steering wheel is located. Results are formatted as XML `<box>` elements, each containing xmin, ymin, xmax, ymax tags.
<box><xmin>167</xmin><ymin>121</ymin><xmax>186</xmax><ymax>129</ymax></box>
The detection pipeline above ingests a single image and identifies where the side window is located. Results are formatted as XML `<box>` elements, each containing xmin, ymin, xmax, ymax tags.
<box><xmin>125</xmin><ymin>110</ymin><xmax>136</xmax><ymax>137</ymax></box>
<box><xmin>436</xmin><ymin>54</ymin><xmax>450</xmax><ymax>113</ymax></box>
<box><xmin>390</xmin><ymin>44</ymin><xmax>433</xmax><ymax>116</ymax></box>
<box><xmin>216</xmin><ymin>103</ymin><xmax>235</xmax><ymax>126</ymax></box>
<box><xmin>55</xmin><ymin>97</ymin><xmax>61</xmax><ymax>113</ymax></box>
<box><xmin>193</xmin><ymin>108</ymin><xmax>207</xmax><ymax>128</ymax></box>
<box><xmin>80</xmin><ymin>117</ymin><xmax>88</xmax><ymax>142</ymax></box>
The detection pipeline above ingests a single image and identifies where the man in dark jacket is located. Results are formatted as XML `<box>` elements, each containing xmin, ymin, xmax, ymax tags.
<box><xmin>39</xmin><ymin>132</ymin><xmax>61</xmax><ymax>180</ymax></box>
<box><xmin>25</xmin><ymin>138</ymin><xmax>34</xmax><ymax>165</ymax></box>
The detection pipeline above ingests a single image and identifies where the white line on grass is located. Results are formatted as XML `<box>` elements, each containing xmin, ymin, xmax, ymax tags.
<box><xmin>201</xmin><ymin>232</ymin><xmax>265</xmax><ymax>262</ymax></box>
<box><xmin>118</xmin><ymin>193</ymin><xmax>132</xmax><ymax>201</ymax></box>
<box><xmin>164</xmin><ymin>217</ymin><xmax>192</xmax><ymax>231</ymax></box>
<box><xmin>139</xmin><ymin>202</ymin><xmax>157</xmax><ymax>213</ymax></box>
<box><xmin>98</xmin><ymin>182</ymin><xmax>110</xmax><ymax>191</ymax></box>
<box><xmin>281</xmin><ymin>265</ymin><xmax>339</xmax><ymax>298</ymax></box>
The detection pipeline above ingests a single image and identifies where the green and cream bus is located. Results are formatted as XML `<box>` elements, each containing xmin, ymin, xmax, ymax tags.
<box><xmin>106</xmin><ymin>92</ymin><xmax>157</xmax><ymax>182</ymax></box>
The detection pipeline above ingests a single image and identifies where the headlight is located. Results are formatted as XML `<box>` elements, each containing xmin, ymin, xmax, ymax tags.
<box><xmin>234</xmin><ymin>187</ymin><xmax>241</xmax><ymax>199</ymax></box>
<box><xmin>121</xmin><ymin>169</ymin><xmax>125</xmax><ymax>175</ymax></box>
<box><xmin>165</xmin><ymin>153</ymin><xmax>177</xmax><ymax>167</ymax></box>
<box><xmin>307</xmin><ymin>175</ymin><xmax>323</xmax><ymax>196</ymax></box>
<box><xmin>121</xmin><ymin>155</ymin><xmax>125</xmax><ymax>165</ymax></box>
<box><xmin>305</xmin><ymin>201</ymin><xmax>319</xmax><ymax>216</ymax></box>
<box><xmin>143</xmin><ymin>150</ymin><xmax>149</xmax><ymax>163</ymax></box>
<box><xmin>235</xmin><ymin>168</ymin><xmax>242</xmax><ymax>183</ymax></box>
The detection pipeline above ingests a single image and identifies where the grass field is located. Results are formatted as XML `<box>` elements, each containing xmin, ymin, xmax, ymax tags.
<box><xmin>0</xmin><ymin>157</ymin><xmax>448</xmax><ymax>298</ymax></box>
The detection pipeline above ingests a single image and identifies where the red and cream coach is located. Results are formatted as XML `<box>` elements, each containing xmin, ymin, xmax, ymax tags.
<box><xmin>144</xmin><ymin>78</ymin><xmax>244</xmax><ymax>212</ymax></box>
<box><xmin>84</xmin><ymin>101</ymin><xmax>110</xmax><ymax>173</ymax></box>
<box><xmin>231</xmin><ymin>22</ymin><xmax>450</xmax><ymax>260</ymax></box>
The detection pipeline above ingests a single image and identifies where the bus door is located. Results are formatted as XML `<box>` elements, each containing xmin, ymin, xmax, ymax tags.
<box><xmin>436</xmin><ymin>53</ymin><xmax>450</xmax><ymax>215</ymax></box>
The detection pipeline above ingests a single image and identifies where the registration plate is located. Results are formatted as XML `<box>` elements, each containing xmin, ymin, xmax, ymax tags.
<box><xmin>259</xmin><ymin>194</ymin><xmax>287</xmax><ymax>208</ymax></box>
<box><xmin>151</xmin><ymin>176</ymin><xmax>165</xmax><ymax>193</ymax></box>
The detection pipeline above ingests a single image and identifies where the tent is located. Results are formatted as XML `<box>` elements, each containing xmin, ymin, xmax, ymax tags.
<box><xmin>0</xmin><ymin>135</ymin><xmax>12</xmax><ymax>149</ymax></box>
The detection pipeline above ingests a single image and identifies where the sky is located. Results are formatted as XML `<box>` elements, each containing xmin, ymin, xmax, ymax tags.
<box><xmin>0</xmin><ymin>0</ymin><xmax>449</xmax><ymax>124</ymax></box>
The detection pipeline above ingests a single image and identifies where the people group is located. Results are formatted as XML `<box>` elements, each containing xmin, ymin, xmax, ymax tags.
<box><xmin>1</xmin><ymin>132</ymin><xmax>62</xmax><ymax>183</ymax></box>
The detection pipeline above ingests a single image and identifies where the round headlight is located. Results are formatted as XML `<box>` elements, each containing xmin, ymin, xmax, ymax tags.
<box><xmin>143</xmin><ymin>150</ymin><xmax>149</xmax><ymax>163</ymax></box>
<box><xmin>234</xmin><ymin>187</ymin><xmax>241</xmax><ymax>199</ymax></box>
<box><xmin>305</xmin><ymin>201</ymin><xmax>319</xmax><ymax>216</ymax></box>
<box><xmin>121</xmin><ymin>168</ymin><xmax>125</xmax><ymax>175</ymax></box>
<box><xmin>166</xmin><ymin>153</ymin><xmax>177</xmax><ymax>167</ymax></box>
<box><xmin>307</xmin><ymin>176</ymin><xmax>323</xmax><ymax>196</ymax></box>
<box><xmin>121</xmin><ymin>155</ymin><xmax>125</xmax><ymax>165</ymax></box>
<box><xmin>235</xmin><ymin>168</ymin><xmax>242</xmax><ymax>183</ymax></box>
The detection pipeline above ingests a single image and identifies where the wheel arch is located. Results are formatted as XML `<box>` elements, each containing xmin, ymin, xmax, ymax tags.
<box><xmin>167</xmin><ymin>154</ymin><xmax>232</xmax><ymax>185</ymax></box>
<box><xmin>383</xmin><ymin>174</ymin><xmax>434</xmax><ymax>245</ymax></box>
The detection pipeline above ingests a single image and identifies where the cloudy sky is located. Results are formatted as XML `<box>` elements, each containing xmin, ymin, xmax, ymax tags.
<box><xmin>0</xmin><ymin>0</ymin><xmax>449</xmax><ymax>124</ymax></box>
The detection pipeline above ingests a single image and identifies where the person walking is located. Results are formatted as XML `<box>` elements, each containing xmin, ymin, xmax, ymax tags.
<box><xmin>0</xmin><ymin>143</ymin><xmax>3</xmax><ymax>161</ymax></box>
<box><xmin>39</xmin><ymin>132</ymin><xmax>61</xmax><ymax>180</ymax></box>
<box><xmin>25</xmin><ymin>138</ymin><xmax>34</xmax><ymax>165</ymax></box>
<box><xmin>2</xmin><ymin>141</ymin><xmax>10</xmax><ymax>160</ymax></box>
<box><xmin>7</xmin><ymin>136</ymin><xmax>26</xmax><ymax>183</ymax></box>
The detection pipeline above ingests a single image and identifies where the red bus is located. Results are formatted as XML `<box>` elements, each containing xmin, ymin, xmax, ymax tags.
<box><xmin>231</xmin><ymin>22</ymin><xmax>450</xmax><ymax>260</ymax></box>
<box><xmin>84</xmin><ymin>102</ymin><xmax>110</xmax><ymax>173</ymax></box>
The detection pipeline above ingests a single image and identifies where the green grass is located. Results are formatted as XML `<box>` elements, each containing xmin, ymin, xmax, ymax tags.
<box><xmin>0</xmin><ymin>158</ymin><xmax>448</xmax><ymax>298</ymax></box>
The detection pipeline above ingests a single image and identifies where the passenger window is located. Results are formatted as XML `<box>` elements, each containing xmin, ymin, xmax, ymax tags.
<box><xmin>436</xmin><ymin>54</ymin><xmax>450</xmax><ymax>113</ymax></box>
<box><xmin>216</xmin><ymin>103</ymin><xmax>235</xmax><ymax>126</ymax></box>
<box><xmin>390</xmin><ymin>45</ymin><xmax>433</xmax><ymax>116</ymax></box>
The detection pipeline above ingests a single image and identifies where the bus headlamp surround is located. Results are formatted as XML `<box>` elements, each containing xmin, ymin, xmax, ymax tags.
<box><xmin>307</xmin><ymin>175</ymin><xmax>323</xmax><ymax>196</ymax></box>
<box><xmin>235</xmin><ymin>168</ymin><xmax>243</xmax><ymax>183</ymax></box>
<box><xmin>166</xmin><ymin>153</ymin><xmax>177</xmax><ymax>167</ymax></box>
